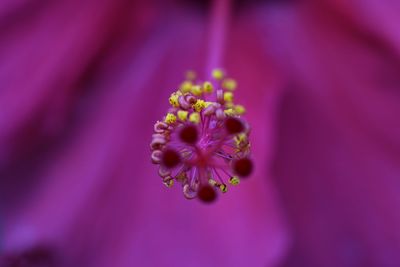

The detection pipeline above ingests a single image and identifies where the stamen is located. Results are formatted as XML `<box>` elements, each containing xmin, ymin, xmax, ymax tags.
<box><xmin>189</xmin><ymin>112</ymin><xmax>200</xmax><ymax>124</ymax></box>
<box><xmin>223</xmin><ymin>91</ymin><xmax>233</xmax><ymax>102</ymax></box>
<box><xmin>180</xmin><ymin>81</ymin><xmax>192</xmax><ymax>93</ymax></box>
<box><xmin>186</xmin><ymin>70</ymin><xmax>196</xmax><ymax>81</ymax></box>
<box><xmin>203</xmin><ymin>81</ymin><xmax>214</xmax><ymax>93</ymax></box>
<box><xmin>222</xmin><ymin>78</ymin><xmax>237</xmax><ymax>90</ymax></box>
<box><xmin>177</xmin><ymin>110</ymin><xmax>188</xmax><ymax>121</ymax></box>
<box><xmin>229</xmin><ymin>176</ymin><xmax>240</xmax><ymax>185</ymax></box>
<box><xmin>150</xmin><ymin>69</ymin><xmax>252</xmax><ymax>203</ymax></box>
<box><xmin>164</xmin><ymin>113</ymin><xmax>177</xmax><ymax>124</ymax></box>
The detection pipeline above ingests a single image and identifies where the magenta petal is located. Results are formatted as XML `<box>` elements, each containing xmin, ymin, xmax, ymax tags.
<box><xmin>2</xmin><ymin>5</ymin><xmax>287</xmax><ymax>267</ymax></box>
<box><xmin>257</xmin><ymin>2</ymin><xmax>400</xmax><ymax>267</ymax></box>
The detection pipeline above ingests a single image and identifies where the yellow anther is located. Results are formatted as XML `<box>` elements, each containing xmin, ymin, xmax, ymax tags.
<box><xmin>193</xmin><ymin>99</ymin><xmax>206</xmax><ymax>112</ymax></box>
<box><xmin>176</xmin><ymin>172</ymin><xmax>187</xmax><ymax>182</ymax></box>
<box><xmin>185</xmin><ymin>70</ymin><xmax>196</xmax><ymax>81</ymax></box>
<box><xmin>224</xmin><ymin>108</ymin><xmax>235</xmax><ymax>116</ymax></box>
<box><xmin>164</xmin><ymin>113</ymin><xmax>177</xmax><ymax>124</ymax></box>
<box><xmin>177</xmin><ymin>110</ymin><xmax>188</xmax><ymax>121</ymax></box>
<box><xmin>189</xmin><ymin>112</ymin><xmax>200</xmax><ymax>124</ymax></box>
<box><xmin>234</xmin><ymin>105</ymin><xmax>246</xmax><ymax>115</ymax></box>
<box><xmin>204</xmin><ymin>101</ymin><xmax>213</xmax><ymax>108</ymax></box>
<box><xmin>180</xmin><ymin>81</ymin><xmax>192</xmax><ymax>93</ymax></box>
<box><xmin>169</xmin><ymin>92</ymin><xmax>180</xmax><ymax>107</ymax></box>
<box><xmin>225</xmin><ymin>102</ymin><xmax>234</xmax><ymax>109</ymax></box>
<box><xmin>229</xmin><ymin>176</ymin><xmax>240</xmax><ymax>186</ymax></box>
<box><xmin>223</xmin><ymin>78</ymin><xmax>237</xmax><ymax>91</ymax></box>
<box><xmin>209</xmin><ymin>179</ymin><xmax>217</xmax><ymax>186</ymax></box>
<box><xmin>224</xmin><ymin>92</ymin><xmax>234</xmax><ymax>102</ymax></box>
<box><xmin>212</xmin><ymin>69</ymin><xmax>224</xmax><ymax>80</ymax></box>
<box><xmin>219</xmin><ymin>184</ymin><xmax>228</xmax><ymax>193</ymax></box>
<box><xmin>235</xmin><ymin>133</ymin><xmax>247</xmax><ymax>147</ymax></box>
<box><xmin>203</xmin><ymin>81</ymin><xmax>213</xmax><ymax>93</ymax></box>
<box><xmin>163</xmin><ymin>179</ymin><xmax>174</xmax><ymax>188</ymax></box>
<box><xmin>191</xmin><ymin>85</ymin><xmax>202</xmax><ymax>96</ymax></box>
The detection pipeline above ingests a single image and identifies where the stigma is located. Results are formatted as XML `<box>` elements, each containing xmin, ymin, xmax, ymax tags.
<box><xmin>150</xmin><ymin>69</ymin><xmax>253</xmax><ymax>203</ymax></box>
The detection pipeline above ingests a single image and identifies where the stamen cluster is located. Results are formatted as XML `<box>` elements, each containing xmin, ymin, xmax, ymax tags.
<box><xmin>150</xmin><ymin>69</ymin><xmax>253</xmax><ymax>203</ymax></box>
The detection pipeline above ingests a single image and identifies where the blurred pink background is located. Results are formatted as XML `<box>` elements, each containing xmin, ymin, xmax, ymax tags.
<box><xmin>0</xmin><ymin>0</ymin><xmax>400</xmax><ymax>266</ymax></box>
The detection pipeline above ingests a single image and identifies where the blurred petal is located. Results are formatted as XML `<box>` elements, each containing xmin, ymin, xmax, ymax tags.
<box><xmin>256</xmin><ymin>1</ymin><xmax>400</xmax><ymax>267</ymax></box>
<box><xmin>2</xmin><ymin>3</ymin><xmax>287</xmax><ymax>267</ymax></box>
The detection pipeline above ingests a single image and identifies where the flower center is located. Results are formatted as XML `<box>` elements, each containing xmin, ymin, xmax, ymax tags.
<box><xmin>150</xmin><ymin>69</ymin><xmax>253</xmax><ymax>202</ymax></box>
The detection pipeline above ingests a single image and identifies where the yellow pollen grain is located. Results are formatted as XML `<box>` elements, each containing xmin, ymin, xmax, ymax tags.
<box><xmin>224</xmin><ymin>108</ymin><xmax>235</xmax><ymax>116</ymax></box>
<box><xmin>189</xmin><ymin>112</ymin><xmax>200</xmax><ymax>124</ymax></box>
<box><xmin>224</xmin><ymin>92</ymin><xmax>234</xmax><ymax>102</ymax></box>
<box><xmin>212</xmin><ymin>69</ymin><xmax>224</xmax><ymax>80</ymax></box>
<box><xmin>193</xmin><ymin>99</ymin><xmax>206</xmax><ymax>112</ymax></box>
<box><xmin>219</xmin><ymin>184</ymin><xmax>228</xmax><ymax>193</ymax></box>
<box><xmin>169</xmin><ymin>92</ymin><xmax>180</xmax><ymax>107</ymax></box>
<box><xmin>204</xmin><ymin>101</ymin><xmax>214</xmax><ymax>108</ymax></box>
<box><xmin>223</xmin><ymin>78</ymin><xmax>237</xmax><ymax>91</ymax></box>
<box><xmin>229</xmin><ymin>176</ymin><xmax>240</xmax><ymax>186</ymax></box>
<box><xmin>164</xmin><ymin>113</ymin><xmax>177</xmax><ymax>124</ymax></box>
<box><xmin>185</xmin><ymin>70</ymin><xmax>196</xmax><ymax>81</ymax></box>
<box><xmin>176</xmin><ymin>172</ymin><xmax>187</xmax><ymax>182</ymax></box>
<box><xmin>180</xmin><ymin>81</ymin><xmax>192</xmax><ymax>93</ymax></box>
<box><xmin>225</xmin><ymin>102</ymin><xmax>234</xmax><ymax>109</ymax></box>
<box><xmin>234</xmin><ymin>105</ymin><xmax>246</xmax><ymax>115</ymax></box>
<box><xmin>177</xmin><ymin>110</ymin><xmax>188</xmax><ymax>121</ymax></box>
<box><xmin>164</xmin><ymin>179</ymin><xmax>174</xmax><ymax>188</ymax></box>
<box><xmin>191</xmin><ymin>85</ymin><xmax>202</xmax><ymax>96</ymax></box>
<box><xmin>235</xmin><ymin>133</ymin><xmax>247</xmax><ymax>146</ymax></box>
<box><xmin>203</xmin><ymin>81</ymin><xmax>213</xmax><ymax>93</ymax></box>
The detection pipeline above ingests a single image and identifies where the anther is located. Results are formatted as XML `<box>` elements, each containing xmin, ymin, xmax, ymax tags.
<box><xmin>177</xmin><ymin>110</ymin><xmax>188</xmax><ymax>121</ymax></box>
<box><xmin>219</xmin><ymin>184</ymin><xmax>228</xmax><ymax>193</ymax></box>
<box><xmin>229</xmin><ymin>176</ymin><xmax>240</xmax><ymax>185</ymax></box>
<box><xmin>198</xmin><ymin>185</ymin><xmax>217</xmax><ymax>203</ymax></box>
<box><xmin>161</xmin><ymin>149</ymin><xmax>181</xmax><ymax>168</ymax></box>
<box><xmin>191</xmin><ymin>85</ymin><xmax>202</xmax><ymax>96</ymax></box>
<box><xmin>165</xmin><ymin>113</ymin><xmax>177</xmax><ymax>124</ymax></box>
<box><xmin>189</xmin><ymin>112</ymin><xmax>200</xmax><ymax>124</ymax></box>
<box><xmin>223</xmin><ymin>92</ymin><xmax>234</xmax><ymax>102</ymax></box>
<box><xmin>162</xmin><ymin>176</ymin><xmax>174</xmax><ymax>188</ymax></box>
<box><xmin>203</xmin><ymin>81</ymin><xmax>213</xmax><ymax>93</ymax></box>
<box><xmin>179</xmin><ymin>125</ymin><xmax>198</xmax><ymax>144</ymax></box>
<box><xmin>232</xmin><ymin>158</ymin><xmax>253</xmax><ymax>177</ymax></box>
<box><xmin>186</xmin><ymin>70</ymin><xmax>196</xmax><ymax>80</ymax></box>
<box><xmin>224</xmin><ymin>117</ymin><xmax>244</xmax><ymax>134</ymax></box>
<box><xmin>180</xmin><ymin>81</ymin><xmax>192</xmax><ymax>93</ymax></box>
<box><xmin>223</xmin><ymin>78</ymin><xmax>237</xmax><ymax>90</ymax></box>
<box><xmin>212</xmin><ymin>69</ymin><xmax>224</xmax><ymax>80</ymax></box>
<box><xmin>234</xmin><ymin>105</ymin><xmax>245</xmax><ymax>115</ymax></box>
